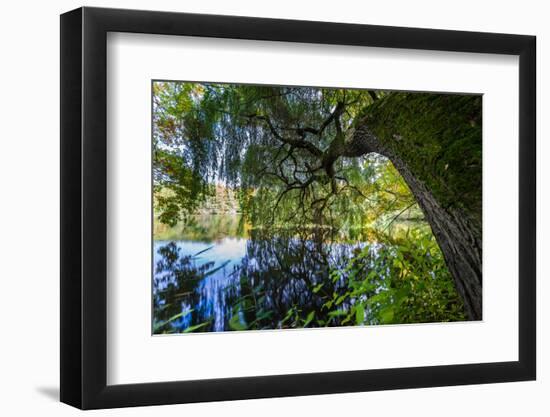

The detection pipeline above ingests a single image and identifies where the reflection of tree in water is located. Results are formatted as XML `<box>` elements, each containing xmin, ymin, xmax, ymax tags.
<box><xmin>227</xmin><ymin>227</ymin><xmax>364</xmax><ymax>330</ymax></box>
<box><xmin>153</xmin><ymin>228</ymin><xmax>379</xmax><ymax>333</ymax></box>
<box><xmin>153</xmin><ymin>242</ymin><xmax>218</xmax><ymax>333</ymax></box>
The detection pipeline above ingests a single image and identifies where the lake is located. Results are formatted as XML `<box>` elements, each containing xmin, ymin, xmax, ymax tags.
<box><xmin>152</xmin><ymin>215</ymin><xmax>372</xmax><ymax>333</ymax></box>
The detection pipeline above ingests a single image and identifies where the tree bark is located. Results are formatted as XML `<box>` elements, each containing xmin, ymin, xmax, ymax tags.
<box><xmin>341</xmin><ymin>124</ymin><xmax>482</xmax><ymax>320</ymax></box>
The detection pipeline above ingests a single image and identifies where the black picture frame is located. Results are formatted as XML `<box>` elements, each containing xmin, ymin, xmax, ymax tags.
<box><xmin>60</xmin><ymin>6</ymin><xmax>536</xmax><ymax>410</ymax></box>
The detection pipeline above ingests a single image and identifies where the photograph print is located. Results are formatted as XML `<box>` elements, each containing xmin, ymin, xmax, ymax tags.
<box><xmin>152</xmin><ymin>81</ymin><xmax>482</xmax><ymax>334</ymax></box>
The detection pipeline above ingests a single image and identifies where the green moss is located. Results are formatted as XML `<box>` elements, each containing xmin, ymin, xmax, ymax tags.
<box><xmin>361</xmin><ymin>93</ymin><xmax>482</xmax><ymax>225</ymax></box>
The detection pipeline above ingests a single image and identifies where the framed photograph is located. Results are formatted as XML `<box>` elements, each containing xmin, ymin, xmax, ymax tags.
<box><xmin>60</xmin><ymin>6</ymin><xmax>536</xmax><ymax>409</ymax></box>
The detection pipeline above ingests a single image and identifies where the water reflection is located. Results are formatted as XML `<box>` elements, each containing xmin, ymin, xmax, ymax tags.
<box><xmin>153</xmin><ymin>226</ymin><xmax>376</xmax><ymax>333</ymax></box>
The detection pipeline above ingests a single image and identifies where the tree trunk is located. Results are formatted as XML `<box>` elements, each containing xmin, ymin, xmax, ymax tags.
<box><xmin>343</xmin><ymin>124</ymin><xmax>482</xmax><ymax>320</ymax></box>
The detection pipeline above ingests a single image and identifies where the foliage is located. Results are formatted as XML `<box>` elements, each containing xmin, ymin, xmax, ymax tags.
<box><xmin>153</xmin><ymin>82</ymin><xmax>216</xmax><ymax>225</ymax></box>
<box><xmin>329</xmin><ymin>228</ymin><xmax>466</xmax><ymax>325</ymax></box>
<box><xmin>153</xmin><ymin>82</ymin><xmax>380</xmax><ymax>228</ymax></box>
<box><xmin>152</xmin><ymin>242</ymin><xmax>214</xmax><ymax>333</ymax></box>
<box><xmin>210</xmin><ymin>227</ymin><xmax>465</xmax><ymax>332</ymax></box>
<box><xmin>151</xmin><ymin>81</ymin><xmax>481</xmax><ymax>331</ymax></box>
<box><xmin>360</xmin><ymin>93</ymin><xmax>482</xmax><ymax>227</ymax></box>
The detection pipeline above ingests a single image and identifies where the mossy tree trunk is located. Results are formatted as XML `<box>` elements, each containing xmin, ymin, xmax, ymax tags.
<box><xmin>340</xmin><ymin>93</ymin><xmax>483</xmax><ymax>320</ymax></box>
<box><xmin>388</xmin><ymin>152</ymin><xmax>482</xmax><ymax>320</ymax></box>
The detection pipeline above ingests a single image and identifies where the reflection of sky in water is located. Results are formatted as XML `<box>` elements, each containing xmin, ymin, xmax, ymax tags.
<box><xmin>155</xmin><ymin>238</ymin><xmax>247</xmax><ymax>269</ymax></box>
<box><xmin>154</xmin><ymin>238</ymin><xmax>247</xmax><ymax>331</ymax></box>
<box><xmin>153</xmin><ymin>235</ymin><xmax>373</xmax><ymax>332</ymax></box>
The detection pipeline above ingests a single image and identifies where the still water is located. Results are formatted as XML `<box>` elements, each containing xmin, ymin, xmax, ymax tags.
<box><xmin>152</xmin><ymin>216</ymin><xmax>371</xmax><ymax>333</ymax></box>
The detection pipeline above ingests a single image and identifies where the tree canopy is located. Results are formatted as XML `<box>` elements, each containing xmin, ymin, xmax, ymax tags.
<box><xmin>156</xmin><ymin>84</ymin><xmax>415</xmax><ymax>230</ymax></box>
<box><xmin>153</xmin><ymin>81</ymin><xmax>482</xmax><ymax>321</ymax></box>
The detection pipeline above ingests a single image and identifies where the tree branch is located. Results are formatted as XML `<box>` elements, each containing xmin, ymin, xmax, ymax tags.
<box><xmin>383</xmin><ymin>202</ymin><xmax>416</xmax><ymax>233</ymax></box>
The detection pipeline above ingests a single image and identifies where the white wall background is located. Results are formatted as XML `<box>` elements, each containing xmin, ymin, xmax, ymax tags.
<box><xmin>0</xmin><ymin>0</ymin><xmax>546</xmax><ymax>415</ymax></box>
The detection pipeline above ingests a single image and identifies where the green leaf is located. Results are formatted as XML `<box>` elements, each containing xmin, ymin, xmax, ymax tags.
<box><xmin>183</xmin><ymin>321</ymin><xmax>210</xmax><ymax>333</ymax></box>
<box><xmin>379</xmin><ymin>307</ymin><xmax>395</xmax><ymax>324</ymax></box>
<box><xmin>153</xmin><ymin>309</ymin><xmax>193</xmax><ymax>332</ymax></box>
<box><xmin>303</xmin><ymin>311</ymin><xmax>315</xmax><ymax>327</ymax></box>
<box><xmin>229</xmin><ymin>313</ymin><xmax>248</xmax><ymax>331</ymax></box>
<box><xmin>335</xmin><ymin>294</ymin><xmax>347</xmax><ymax>305</ymax></box>
<box><xmin>355</xmin><ymin>304</ymin><xmax>365</xmax><ymax>325</ymax></box>
<box><xmin>312</xmin><ymin>283</ymin><xmax>324</xmax><ymax>293</ymax></box>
